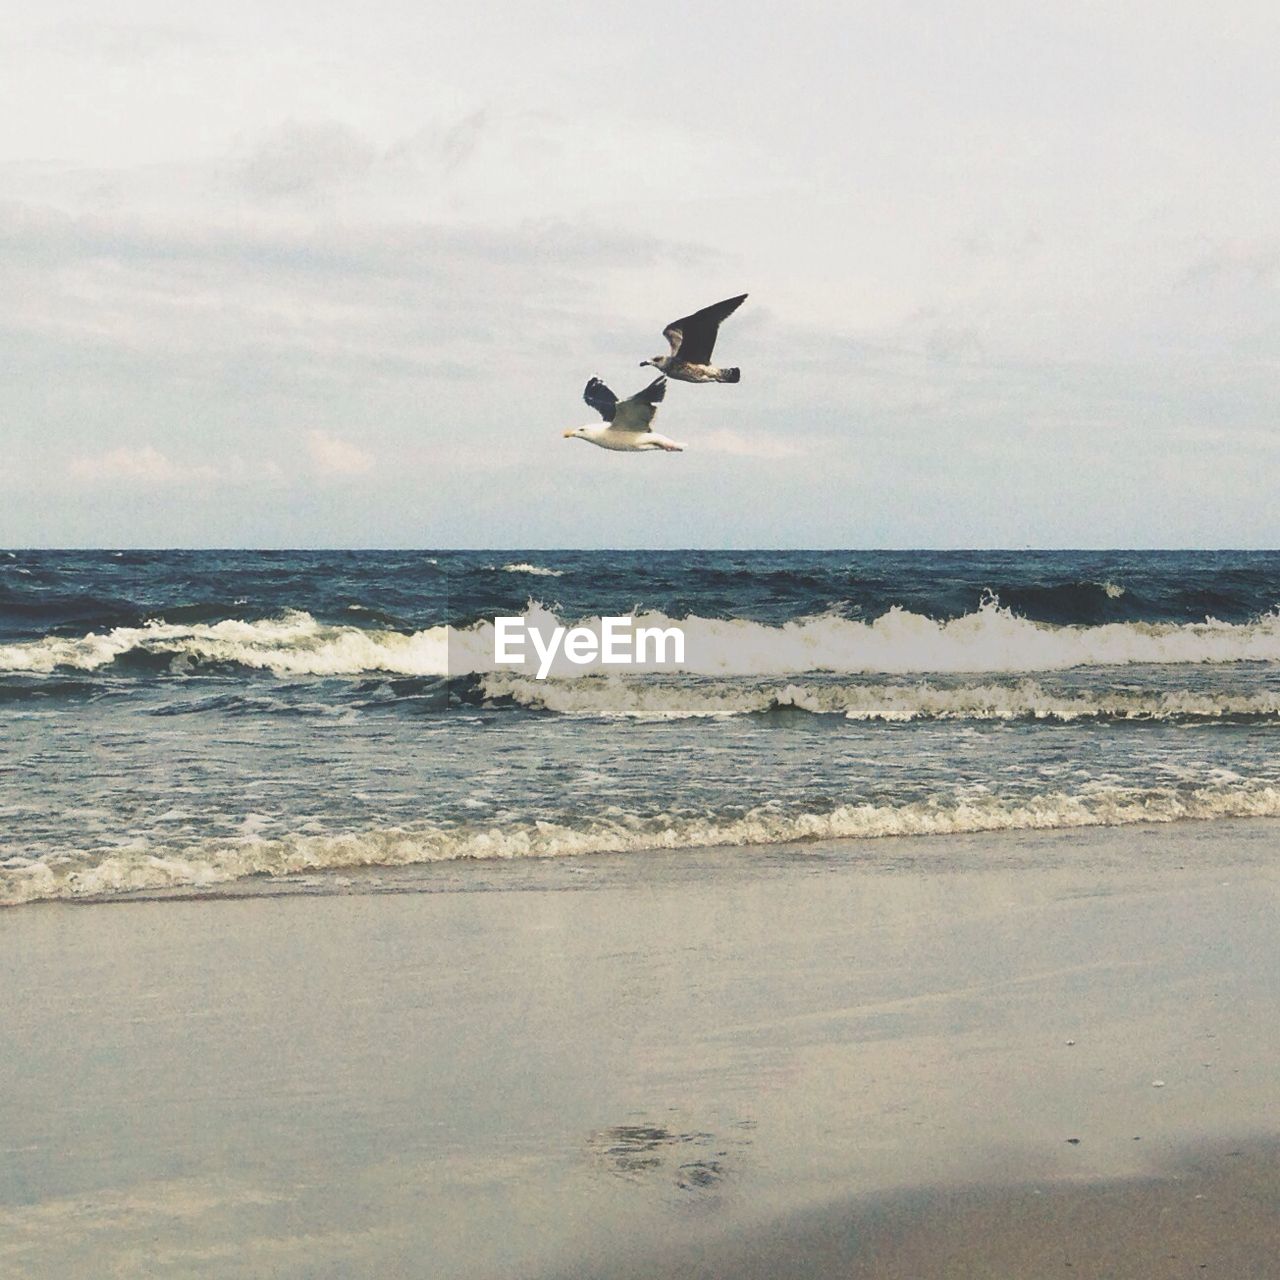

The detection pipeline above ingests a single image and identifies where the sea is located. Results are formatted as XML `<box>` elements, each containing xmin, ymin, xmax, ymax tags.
<box><xmin>3</xmin><ymin>549</ymin><xmax>1280</xmax><ymax>907</ymax></box>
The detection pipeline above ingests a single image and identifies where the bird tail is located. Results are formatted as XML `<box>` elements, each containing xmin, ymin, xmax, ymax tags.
<box><xmin>719</xmin><ymin>367</ymin><xmax>741</xmax><ymax>383</ymax></box>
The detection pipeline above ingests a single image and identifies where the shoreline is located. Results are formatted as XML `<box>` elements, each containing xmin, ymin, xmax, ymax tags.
<box><xmin>8</xmin><ymin>809</ymin><xmax>1280</xmax><ymax>911</ymax></box>
<box><xmin>2</xmin><ymin>818</ymin><xmax>1277</xmax><ymax>1277</ymax></box>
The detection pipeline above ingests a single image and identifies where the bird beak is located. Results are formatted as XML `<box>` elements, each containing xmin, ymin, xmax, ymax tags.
<box><xmin>562</xmin><ymin>429</ymin><xmax>575</xmax><ymax>438</ymax></box>
<box><xmin>638</xmin><ymin>361</ymin><xmax>648</xmax><ymax>367</ymax></box>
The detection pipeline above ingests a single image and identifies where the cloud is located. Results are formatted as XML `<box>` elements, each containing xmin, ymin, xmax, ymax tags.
<box><xmin>235</xmin><ymin>121</ymin><xmax>378</xmax><ymax>199</ymax></box>
<box><xmin>1181</xmin><ymin>238</ymin><xmax>1280</xmax><ymax>287</ymax></box>
<box><xmin>307</xmin><ymin>431</ymin><xmax>375</xmax><ymax>477</ymax></box>
<box><xmin>437</xmin><ymin>109</ymin><xmax>491</xmax><ymax>174</ymax></box>
<box><xmin>50</xmin><ymin>20</ymin><xmax>213</xmax><ymax>65</ymax></box>
<box><xmin>0</xmin><ymin>198</ymin><xmax>719</xmax><ymax>415</ymax></box>
<box><xmin>697</xmin><ymin>429</ymin><xmax>807</xmax><ymax>459</ymax></box>
<box><xmin>387</xmin><ymin>107</ymin><xmax>559</xmax><ymax>176</ymax></box>
<box><xmin>0</xmin><ymin>199</ymin><xmax>700</xmax><ymax>302</ymax></box>
<box><xmin>68</xmin><ymin>446</ymin><xmax>219</xmax><ymax>486</ymax></box>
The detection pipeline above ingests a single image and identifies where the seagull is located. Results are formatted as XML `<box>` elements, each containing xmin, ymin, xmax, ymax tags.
<box><xmin>641</xmin><ymin>293</ymin><xmax>748</xmax><ymax>383</ymax></box>
<box><xmin>563</xmin><ymin>376</ymin><xmax>685</xmax><ymax>452</ymax></box>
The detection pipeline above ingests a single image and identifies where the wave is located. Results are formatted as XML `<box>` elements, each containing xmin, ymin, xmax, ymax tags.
<box><xmin>496</xmin><ymin>562</ymin><xmax>564</xmax><ymax>577</ymax></box>
<box><xmin>0</xmin><ymin>677</ymin><xmax>106</xmax><ymax>703</ymax></box>
<box><xmin>614</xmin><ymin>601</ymin><xmax>1280</xmax><ymax>677</ymax></box>
<box><xmin>3</xmin><ymin>599</ymin><xmax>1280</xmax><ymax>679</ymax></box>
<box><xmin>480</xmin><ymin>674</ymin><xmax>1280</xmax><ymax>723</ymax></box>
<box><xmin>0</xmin><ymin>610</ymin><xmax>449</xmax><ymax>677</ymax></box>
<box><xmin>6</xmin><ymin>781</ymin><xmax>1280</xmax><ymax>906</ymax></box>
<box><xmin>986</xmin><ymin>579</ymin><xmax>1135</xmax><ymax>625</ymax></box>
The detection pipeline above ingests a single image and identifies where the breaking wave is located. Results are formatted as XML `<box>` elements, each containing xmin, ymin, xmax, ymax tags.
<box><xmin>0</xmin><ymin>610</ymin><xmax>449</xmax><ymax>678</ymax></box>
<box><xmin>3</xmin><ymin>599</ymin><xmax>1280</xmax><ymax>679</ymax></box>
<box><xmin>480</xmin><ymin>674</ymin><xmax>1280</xmax><ymax>723</ymax></box>
<box><xmin>6</xmin><ymin>781</ymin><xmax>1280</xmax><ymax>906</ymax></box>
<box><xmin>496</xmin><ymin>562</ymin><xmax>563</xmax><ymax>577</ymax></box>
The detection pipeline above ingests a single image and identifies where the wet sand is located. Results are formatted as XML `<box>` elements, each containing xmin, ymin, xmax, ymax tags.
<box><xmin>574</xmin><ymin>1139</ymin><xmax>1280</xmax><ymax>1279</ymax></box>
<box><xmin>1</xmin><ymin>818</ymin><xmax>1278</xmax><ymax>1278</ymax></box>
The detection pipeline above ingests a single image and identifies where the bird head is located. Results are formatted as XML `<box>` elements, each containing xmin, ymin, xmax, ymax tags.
<box><xmin>640</xmin><ymin>357</ymin><xmax>663</xmax><ymax>370</ymax></box>
<box><xmin>563</xmin><ymin>427</ymin><xmax>584</xmax><ymax>441</ymax></box>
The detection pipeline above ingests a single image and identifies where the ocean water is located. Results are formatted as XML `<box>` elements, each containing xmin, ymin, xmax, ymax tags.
<box><xmin>2</xmin><ymin>549</ymin><xmax>1279</xmax><ymax>906</ymax></box>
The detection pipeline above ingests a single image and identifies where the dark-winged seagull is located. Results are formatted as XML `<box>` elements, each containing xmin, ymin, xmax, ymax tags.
<box><xmin>563</xmin><ymin>376</ymin><xmax>684</xmax><ymax>452</ymax></box>
<box><xmin>641</xmin><ymin>293</ymin><xmax>748</xmax><ymax>383</ymax></box>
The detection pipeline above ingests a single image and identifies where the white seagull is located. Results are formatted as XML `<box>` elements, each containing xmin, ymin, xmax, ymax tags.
<box><xmin>641</xmin><ymin>293</ymin><xmax>747</xmax><ymax>383</ymax></box>
<box><xmin>563</xmin><ymin>376</ymin><xmax>685</xmax><ymax>452</ymax></box>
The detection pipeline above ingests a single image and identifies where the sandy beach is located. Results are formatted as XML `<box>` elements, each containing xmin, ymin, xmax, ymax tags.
<box><xmin>2</xmin><ymin>817</ymin><xmax>1278</xmax><ymax>1278</ymax></box>
<box><xmin>582</xmin><ymin>1138</ymin><xmax>1280</xmax><ymax>1279</ymax></box>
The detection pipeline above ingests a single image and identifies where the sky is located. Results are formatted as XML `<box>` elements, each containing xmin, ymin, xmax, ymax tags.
<box><xmin>1</xmin><ymin>1</ymin><xmax>1277</xmax><ymax>548</ymax></box>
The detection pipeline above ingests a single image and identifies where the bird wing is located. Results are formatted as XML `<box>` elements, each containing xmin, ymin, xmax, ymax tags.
<box><xmin>583</xmin><ymin>377</ymin><xmax>618</xmax><ymax>422</ymax></box>
<box><xmin>661</xmin><ymin>293</ymin><xmax>747</xmax><ymax>364</ymax></box>
<box><xmin>611</xmin><ymin>376</ymin><xmax>667</xmax><ymax>431</ymax></box>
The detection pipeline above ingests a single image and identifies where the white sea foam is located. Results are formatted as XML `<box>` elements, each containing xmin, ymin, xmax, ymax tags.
<box><xmin>480</xmin><ymin>674</ymin><xmax>1280</xmax><ymax>722</ymax></box>
<box><xmin>2</xmin><ymin>599</ymin><xmax>1279</xmax><ymax>678</ymax></box>
<box><xmin>454</xmin><ymin>600</ymin><xmax>1280</xmax><ymax>676</ymax></box>
<box><xmin>0</xmin><ymin>610</ymin><xmax>450</xmax><ymax>677</ymax></box>
<box><xmin>5</xmin><ymin>782</ymin><xmax>1280</xmax><ymax>907</ymax></box>
<box><xmin>498</xmin><ymin>563</ymin><xmax>563</xmax><ymax>577</ymax></box>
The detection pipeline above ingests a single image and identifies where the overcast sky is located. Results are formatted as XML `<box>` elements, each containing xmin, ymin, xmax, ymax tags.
<box><xmin>1</xmin><ymin>1</ymin><xmax>1277</xmax><ymax>547</ymax></box>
